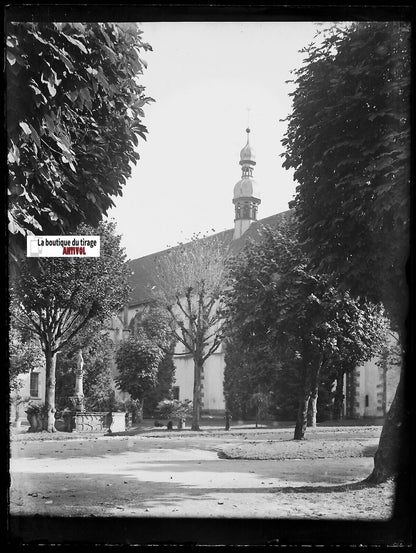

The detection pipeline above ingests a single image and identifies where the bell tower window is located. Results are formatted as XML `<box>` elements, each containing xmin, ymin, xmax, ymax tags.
<box><xmin>233</xmin><ymin>127</ymin><xmax>261</xmax><ymax>239</ymax></box>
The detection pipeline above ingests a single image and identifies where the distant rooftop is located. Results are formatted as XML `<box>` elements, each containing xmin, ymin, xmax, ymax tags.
<box><xmin>127</xmin><ymin>209</ymin><xmax>292</xmax><ymax>307</ymax></box>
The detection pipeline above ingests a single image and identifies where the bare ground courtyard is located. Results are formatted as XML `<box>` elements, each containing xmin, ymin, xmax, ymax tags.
<box><xmin>9</xmin><ymin>422</ymin><xmax>398</xmax><ymax>529</ymax></box>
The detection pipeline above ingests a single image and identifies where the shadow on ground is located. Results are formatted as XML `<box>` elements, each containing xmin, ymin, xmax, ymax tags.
<box><xmin>11</xmin><ymin>467</ymin><xmax>390</xmax><ymax>517</ymax></box>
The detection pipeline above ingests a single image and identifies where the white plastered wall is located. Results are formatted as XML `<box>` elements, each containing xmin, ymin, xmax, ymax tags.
<box><xmin>173</xmin><ymin>352</ymin><xmax>226</xmax><ymax>412</ymax></box>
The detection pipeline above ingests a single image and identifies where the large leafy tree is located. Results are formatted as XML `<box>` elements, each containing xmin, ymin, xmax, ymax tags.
<box><xmin>7</xmin><ymin>22</ymin><xmax>152</xmax><ymax>261</ymax></box>
<box><xmin>10</xmin><ymin>221</ymin><xmax>130</xmax><ymax>431</ymax></box>
<box><xmin>225</xmin><ymin>336</ymin><xmax>333</xmax><ymax>425</ymax></box>
<box><xmin>225</xmin><ymin>223</ymin><xmax>387</xmax><ymax>440</ymax></box>
<box><xmin>126</xmin><ymin>306</ymin><xmax>176</xmax><ymax>416</ymax></box>
<box><xmin>224</xmin><ymin>337</ymin><xmax>280</xmax><ymax>421</ymax></box>
<box><xmin>9</xmin><ymin>325</ymin><xmax>44</xmax><ymax>394</ymax></box>
<box><xmin>154</xmin><ymin>234</ymin><xmax>230</xmax><ymax>431</ymax></box>
<box><xmin>81</xmin><ymin>333</ymin><xmax>115</xmax><ymax>410</ymax></box>
<box><xmin>55</xmin><ymin>325</ymin><xmax>115</xmax><ymax>411</ymax></box>
<box><xmin>281</xmin><ymin>22</ymin><xmax>410</xmax><ymax>480</ymax></box>
<box><xmin>143</xmin><ymin>354</ymin><xmax>176</xmax><ymax>417</ymax></box>
<box><xmin>115</xmin><ymin>336</ymin><xmax>162</xmax><ymax>415</ymax></box>
<box><xmin>282</xmin><ymin>22</ymin><xmax>410</xmax><ymax>326</ymax></box>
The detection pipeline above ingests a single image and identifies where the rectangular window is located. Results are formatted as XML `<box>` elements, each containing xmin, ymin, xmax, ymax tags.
<box><xmin>365</xmin><ymin>395</ymin><xmax>369</xmax><ymax>407</ymax></box>
<box><xmin>172</xmin><ymin>386</ymin><xmax>180</xmax><ymax>400</ymax></box>
<box><xmin>30</xmin><ymin>372</ymin><xmax>39</xmax><ymax>398</ymax></box>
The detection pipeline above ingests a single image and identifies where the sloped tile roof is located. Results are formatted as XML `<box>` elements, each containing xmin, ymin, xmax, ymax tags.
<box><xmin>127</xmin><ymin>209</ymin><xmax>292</xmax><ymax>307</ymax></box>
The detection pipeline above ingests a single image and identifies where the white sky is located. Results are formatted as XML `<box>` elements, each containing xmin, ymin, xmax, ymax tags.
<box><xmin>106</xmin><ymin>21</ymin><xmax>327</xmax><ymax>260</ymax></box>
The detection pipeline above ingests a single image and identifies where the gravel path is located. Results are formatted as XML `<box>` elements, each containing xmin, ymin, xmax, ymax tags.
<box><xmin>9</xmin><ymin>425</ymin><xmax>395</xmax><ymax>524</ymax></box>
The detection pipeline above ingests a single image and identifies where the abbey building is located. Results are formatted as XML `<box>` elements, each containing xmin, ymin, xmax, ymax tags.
<box><xmin>110</xmin><ymin>129</ymin><xmax>399</xmax><ymax>419</ymax></box>
<box><xmin>11</xmin><ymin>129</ymin><xmax>399</xmax><ymax>426</ymax></box>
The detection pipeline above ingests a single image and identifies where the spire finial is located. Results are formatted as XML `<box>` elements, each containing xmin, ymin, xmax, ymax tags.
<box><xmin>233</xmin><ymin>113</ymin><xmax>261</xmax><ymax>240</ymax></box>
<box><xmin>246</xmin><ymin>107</ymin><xmax>251</xmax><ymax>139</ymax></box>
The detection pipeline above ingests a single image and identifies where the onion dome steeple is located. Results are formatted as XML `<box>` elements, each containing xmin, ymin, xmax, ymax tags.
<box><xmin>233</xmin><ymin>127</ymin><xmax>261</xmax><ymax>239</ymax></box>
<box><xmin>239</xmin><ymin>127</ymin><xmax>256</xmax><ymax>165</ymax></box>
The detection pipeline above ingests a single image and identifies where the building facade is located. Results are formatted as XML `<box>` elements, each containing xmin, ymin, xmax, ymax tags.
<box><xmin>11</xmin><ymin>129</ymin><xmax>399</xmax><ymax>423</ymax></box>
<box><xmin>111</xmin><ymin>129</ymin><xmax>400</xmax><ymax>418</ymax></box>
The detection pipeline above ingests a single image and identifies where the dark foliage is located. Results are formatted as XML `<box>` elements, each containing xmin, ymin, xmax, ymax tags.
<box><xmin>7</xmin><ymin>22</ymin><xmax>153</xmax><ymax>263</ymax></box>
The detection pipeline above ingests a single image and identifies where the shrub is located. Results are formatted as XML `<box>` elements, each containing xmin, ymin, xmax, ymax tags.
<box><xmin>156</xmin><ymin>399</ymin><xmax>193</xmax><ymax>421</ymax></box>
<box><xmin>25</xmin><ymin>401</ymin><xmax>47</xmax><ymax>416</ymax></box>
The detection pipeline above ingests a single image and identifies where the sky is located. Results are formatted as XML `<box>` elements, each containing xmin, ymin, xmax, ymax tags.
<box><xmin>106</xmin><ymin>21</ymin><xmax>327</xmax><ymax>260</ymax></box>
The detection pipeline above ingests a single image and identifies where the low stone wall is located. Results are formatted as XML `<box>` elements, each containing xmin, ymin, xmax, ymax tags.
<box><xmin>60</xmin><ymin>411</ymin><xmax>127</xmax><ymax>433</ymax></box>
<box><xmin>107</xmin><ymin>411</ymin><xmax>127</xmax><ymax>433</ymax></box>
<box><xmin>73</xmin><ymin>412</ymin><xmax>109</xmax><ymax>432</ymax></box>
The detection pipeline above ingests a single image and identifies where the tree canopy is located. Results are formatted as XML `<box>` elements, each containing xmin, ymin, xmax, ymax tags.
<box><xmin>10</xmin><ymin>220</ymin><xmax>131</xmax><ymax>430</ymax></box>
<box><xmin>122</xmin><ymin>306</ymin><xmax>176</xmax><ymax>416</ymax></box>
<box><xmin>55</xmin><ymin>325</ymin><xmax>115</xmax><ymax>412</ymax></box>
<box><xmin>225</xmin><ymin>222</ymin><xmax>387</xmax><ymax>438</ymax></box>
<box><xmin>7</xmin><ymin>22</ymin><xmax>153</xmax><ymax>260</ymax></box>
<box><xmin>153</xmin><ymin>234</ymin><xmax>230</xmax><ymax>430</ymax></box>
<box><xmin>281</xmin><ymin>20</ymin><xmax>410</xmax><ymax>480</ymax></box>
<box><xmin>9</xmin><ymin>325</ymin><xmax>44</xmax><ymax>394</ymax></box>
<box><xmin>282</xmin><ymin>21</ymin><xmax>410</xmax><ymax>328</ymax></box>
<box><xmin>115</xmin><ymin>336</ymin><xmax>162</xmax><ymax>403</ymax></box>
<box><xmin>224</xmin><ymin>336</ymin><xmax>280</xmax><ymax>420</ymax></box>
<box><xmin>11</xmin><ymin>221</ymin><xmax>130</xmax><ymax>353</ymax></box>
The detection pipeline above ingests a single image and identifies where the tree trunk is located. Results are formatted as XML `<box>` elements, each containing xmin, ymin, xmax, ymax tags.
<box><xmin>294</xmin><ymin>389</ymin><xmax>310</xmax><ymax>440</ymax></box>
<box><xmin>294</xmin><ymin>359</ymin><xmax>311</xmax><ymax>440</ymax></box>
<box><xmin>135</xmin><ymin>398</ymin><xmax>144</xmax><ymax>423</ymax></box>
<box><xmin>307</xmin><ymin>361</ymin><xmax>322</xmax><ymax>428</ymax></box>
<box><xmin>366</xmin><ymin>366</ymin><xmax>406</xmax><ymax>484</ymax></box>
<box><xmin>225</xmin><ymin>410</ymin><xmax>230</xmax><ymax>431</ymax></box>
<box><xmin>307</xmin><ymin>391</ymin><xmax>318</xmax><ymax>427</ymax></box>
<box><xmin>191</xmin><ymin>355</ymin><xmax>203</xmax><ymax>431</ymax></box>
<box><xmin>44</xmin><ymin>348</ymin><xmax>57</xmax><ymax>432</ymax></box>
<box><xmin>381</xmin><ymin>351</ymin><xmax>388</xmax><ymax>417</ymax></box>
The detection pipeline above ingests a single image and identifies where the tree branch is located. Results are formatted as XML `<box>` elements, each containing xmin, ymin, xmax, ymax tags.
<box><xmin>175</xmin><ymin>295</ymin><xmax>193</xmax><ymax>323</ymax></box>
<box><xmin>167</xmin><ymin>305</ymin><xmax>194</xmax><ymax>346</ymax></box>
<box><xmin>57</xmin><ymin>309</ymin><xmax>84</xmax><ymax>341</ymax></box>
<box><xmin>202</xmin><ymin>335</ymin><xmax>222</xmax><ymax>362</ymax></box>
<box><xmin>53</xmin><ymin>311</ymin><xmax>95</xmax><ymax>354</ymax></box>
<box><xmin>12</xmin><ymin>306</ymin><xmax>44</xmax><ymax>339</ymax></box>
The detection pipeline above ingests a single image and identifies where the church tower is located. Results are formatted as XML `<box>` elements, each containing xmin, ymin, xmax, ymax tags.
<box><xmin>233</xmin><ymin>128</ymin><xmax>261</xmax><ymax>239</ymax></box>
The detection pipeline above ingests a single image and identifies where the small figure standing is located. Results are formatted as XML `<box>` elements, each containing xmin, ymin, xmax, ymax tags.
<box><xmin>225</xmin><ymin>409</ymin><xmax>232</xmax><ymax>431</ymax></box>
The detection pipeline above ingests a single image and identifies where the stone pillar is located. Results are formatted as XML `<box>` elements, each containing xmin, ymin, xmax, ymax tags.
<box><xmin>74</xmin><ymin>349</ymin><xmax>85</xmax><ymax>412</ymax></box>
